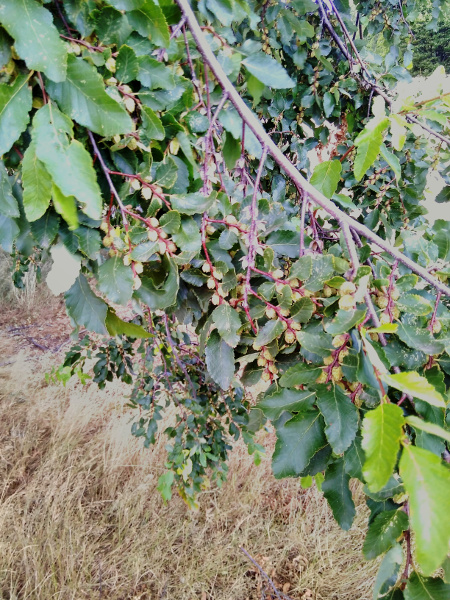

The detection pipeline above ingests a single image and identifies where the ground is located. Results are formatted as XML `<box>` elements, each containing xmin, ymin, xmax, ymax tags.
<box><xmin>0</xmin><ymin>274</ymin><xmax>379</xmax><ymax>600</ymax></box>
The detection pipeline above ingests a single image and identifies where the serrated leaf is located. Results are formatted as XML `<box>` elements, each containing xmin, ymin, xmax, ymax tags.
<box><xmin>296</xmin><ymin>329</ymin><xmax>334</xmax><ymax>357</ymax></box>
<box><xmin>219</xmin><ymin>229</ymin><xmax>238</xmax><ymax>250</ymax></box>
<box><xmin>290</xmin><ymin>255</ymin><xmax>312</xmax><ymax>280</ymax></box>
<box><xmin>30</xmin><ymin>211</ymin><xmax>60</xmax><ymax>247</ymax></box>
<box><xmin>47</xmin><ymin>55</ymin><xmax>132</xmax><ymax>136</ymax></box>
<box><xmin>0</xmin><ymin>161</ymin><xmax>19</xmax><ymax>217</ymax></box>
<box><xmin>137</xmin><ymin>56</ymin><xmax>175</xmax><ymax>89</ymax></box>
<box><xmin>212</xmin><ymin>304</ymin><xmax>241</xmax><ymax>347</ymax></box>
<box><xmin>266</xmin><ymin>229</ymin><xmax>300</xmax><ymax>258</ymax></box>
<box><xmin>303</xmin><ymin>255</ymin><xmax>335</xmax><ymax>292</ymax></box>
<box><xmin>279</xmin><ymin>363</ymin><xmax>322</xmax><ymax>387</ymax></box>
<box><xmin>272</xmin><ymin>410</ymin><xmax>326</xmax><ymax>478</ymax></box>
<box><xmin>310</xmin><ymin>160</ymin><xmax>342</xmax><ymax>199</ymax></box>
<box><xmin>75</xmin><ymin>226</ymin><xmax>101</xmax><ymax>260</ymax></box>
<box><xmin>291</xmin><ymin>297</ymin><xmax>315</xmax><ymax>323</ymax></box>
<box><xmin>325</xmin><ymin>309</ymin><xmax>367</xmax><ymax>335</ymax></box>
<box><xmin>65</xmin><ymin>274</ymin><xmax>108</xmax><ymax>335</ymax></box>
<box><xmin>116</xmin><ymin>45</ymin><xmax>139</xmax><ymax>83</ymax></box>
<box><xmin>170</xmin><ymin>192</ymin><xmax>216</xmax><ymax>215</ymax></box>
<box><xmin>317</xmin><ymin>384</ymin><xmax>359</xmax><ymax>454</ymax></box>
<box><xmin>242</xmin><ymin>54</ymin><xmax>295</xmax><ymax>89</ymax></box>
<box><xmin>257</xmin><ymin>388</ymin><xmax>316</xmax><ymax>420</ymax></box>
<box><xmin>22</xmin><ymin>142</ymin><xmax>52</xmax><ymax>222</ymax></box>
<box><xmin>400</xmin><ymin>445</ymin><xmax>450</xmax><ymax>576</ymax></box>
<box><xmin>105</xmin><ymin>309</ymin><xmax>153</xmax><ymax>338</ymax></box>
<box><xmin>354</xmin><ymin>120</ymin><xmax>388</xmax><ymax>181</ymax></box>
<box><xmin>98</xmin><ymin>256</ymin><xmax>134</xmax><ymax>306</ymax></box>
<box><xmin>205</xmin><ymin>330</ymin><xmax>234</xmax><ymax>390</ymax></box>
<box><xmin>0</xmin><ymin>0</ymin><xmax>67</xmax><ymax>82</ymax></box>
<box><xmin>160</xmin><ymin>210</ymin><xmax>181</xmax><ymax>234</ymax></box>
<box><xmin>396</xmin><ymin>323</ymin><xmax>445</xmax><ymax>355</ymax></box>
<box><xmin>206</xmin><ymin>0</ymin><xmax>234</xmax><ymax>26</ymax></box>
<box><xmin>380</xmin><ymin>143</ymin><xmax>401</xmax><ymax>181</ymax></box>
<box><xmin>140</xmin><ymin>105</ymin><xmax>165</xmax><ymax>143</ymax></box>
<box><xmin>52</xmin><ymin>185</ymin><xmax>78</xmax><ymax>231</ymax></box>
<box><xmin>0</xmin><ymin>214</ymin><xmax>19</xmax><ymax>252</ymax></box>
<box><xmin>130</xmin><ymin>241</ymin><xmax>158</xmax><ymax>262</ymax></box>
<box><xmin>172</xmin><ymin>217</ymin><xmax>201</xmax><ymax>253</ymax></box>
<box><xmin>373</xmin><ymin>544</ymin><xmax>403</xmax><ymax>600</ymax></box>
<box><xmin>0</xmin><ymin>74</ymin><xmax>32</xmax><ymax>155</ymax></box>
<box><xmin>344</xmin><ymin>435</ymin><xmax>365</xmax><ymax>480</ymax></box>
<box><xmin>134</xmin><ymin>255</ymin><xmax>179</xmax><ymax>310</ymax></box>
<box><xmin>405</xmin><ymin>573</ymin><xmax>450</xmax><ymax>600</ymax></box>
<box><xmin>363</xmin><ymin>509</ymin><xmax>409</xmax><ymax>559</ymax></box>
<box><xmin>362</xmin><ymin>403</ymin><xmax>405</xmax><ymax>492</ymax></box>
<box><xmin>322</xmin><ymin>458</ymin><xmax>355</xmax><ymax>530</ymax></box>
<box><xmin>381</xmin><ymin>371</ymin><xmax>445</xmax><ymax>408</ymax></box>
<box><xmin>255</xmin><ymin>319</ymin><xmax>285</xmax><ymax>347</ymax></box>
<box><xmin>405</xmin><ymin>415</ymin><xmax>450</xmax><ymax>444</ymax></box>
<box><xmin>397</xmin><ymin>294</ymin><xmax>433</xmax><ymax>316</ymax></box>
<box><xmin>127</xmin><ymin>0</ymin><xmax>170</xmax><ymax>47</ymax></box>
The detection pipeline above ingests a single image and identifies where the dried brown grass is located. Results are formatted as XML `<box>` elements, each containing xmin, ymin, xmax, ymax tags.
<box><xmin>0</xmin><ymin>327</ymin><xmax>379</xmax><ymax>600</ymax></box>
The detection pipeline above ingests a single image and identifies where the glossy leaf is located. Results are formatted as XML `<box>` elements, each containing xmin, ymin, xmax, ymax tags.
<box><xmin>22</xmin><ymin>142</ymin><xmax>52</xmax><ymax>222</ymax></box>
<box><xmin>322</xmin><ymin>458</ymin><xmax>356</xmax><ymax>530</ymax></box>
<box><xmin>65</xmin><ymin>274</ymin><xmax>108</xmax><ymax>335</ymax></box>
<box><xmin>170</xmin><ymin>192</ymin><xmax>216</xmax><ymax>215</ymax></box>
<box><xmin>363</xmin><ymin>509</ymin><xmax>409</xmax><ymax>559</ymax></box>
<box><xmin>105</xmin><ymin>309</ymin><xmax>153</xmax><ymax>339</ymax></box>
<box><xmin>257</xmin><ymin>388</ymin><xmax>316</xmax><ymax>421</ymax></box>
<box><xmin>134</xmin><ymin>256</ymin><xmax>179</xmax><ymax>310</ymax></box>
<box><xmin>98</xmin><ymin>256</ymin><xmax>134</xmax><ymax>306</ymax></box>
<box><xmin>310</xmin><ymin>160</ymin><xmax>342</xmax><ymax>199</ymax></box>
<box><xmin>372</xmin><ymin>544</ymin><xmax>403</xmax><ymax>600</ymax></box>
<box><xmin>212</xmin><ymin>304</ymin><xmax>241</xmax><ymax>347</ymax></box>
<box><xmin>317</xmin><ymin>384</ymin><xmax>359</xmax><ymax>454</ymax></box>
<box><xmin>0</xmin><ymin>74</ymin><xmax>32</xmax><ymax>156</ymax></box>
<box><xmin>205</xmin><ymin>330</ymin><xmax>235</xmax><ymax>390</ymax></box>
<box><xmin>254</xmin><ymin>319</ymin><xmax>285</xmax><ymax>347</ymax></box>
<box><xmin>0</xmin><ymin>162</ymin><xmax>19</xmax><ymax>217</ymax></box>
<box><xmin>404</xmin><ymin>574</ymin><xmax>450</xmax><ymax>600</ymax></box>
<box><xmin>242</xmin><ymin>54</ymin><xmax>295</xmax><ymax>89</ymax></box>
<box><xmin>381</xmin><ymin>371</ymin><xmax>446</xmax><ymax>408</ymax></box>
<box><xmin>127</xmin><ymin>0</ymin><xmax>170</xmax><ymax>47</ymax></box>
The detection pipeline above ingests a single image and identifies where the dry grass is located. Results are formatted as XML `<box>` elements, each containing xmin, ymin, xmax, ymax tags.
<box><xmin>0</xmin><ymin>287</ymin><xmax>380</xmax><ymax>599</ymax></box>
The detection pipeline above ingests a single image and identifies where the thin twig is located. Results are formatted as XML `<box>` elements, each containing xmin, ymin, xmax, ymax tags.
<box><xmin>299</xmin><ymin>190</ymin><xmax>308</xmax><ymax>257</ymax></box>
<box><xmin>163</xmin><ymin>314</ymin><xmax>197</xmax><ymax>399</ymax></box>
<box><xmin>406</xmin><ymin>115</ymin><xmax>450</xmax><ymax>146</ymax></box>
<box><xmin>175</xmin><ymin>0</ymin><xmax>450</xmax><ymax>297</ymax></box>
<box><xmin>240</xmin><ymin>547</ymin><xmax>292</xmax><ymax>600</ymax></box>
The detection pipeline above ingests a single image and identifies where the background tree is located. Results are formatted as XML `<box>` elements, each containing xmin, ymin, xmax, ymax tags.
<box><xmin>1</xmin><ymin>0</ymin><xmax>450</xmax><ymax>597</ymax></box>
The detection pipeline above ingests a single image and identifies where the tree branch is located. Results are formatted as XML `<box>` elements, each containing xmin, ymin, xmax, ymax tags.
<box><xmin>175</xmin><ymin>0</ymin><xmax>450</xmax><ymax>298</ymax></box>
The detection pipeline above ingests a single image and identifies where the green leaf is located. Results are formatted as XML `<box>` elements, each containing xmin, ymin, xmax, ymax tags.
<box><xmin>65</xmin><ymin>274</ymin><xmax>108</xmax><ymax>335</ymax></box>
<box><xmin>52</xmin><ymin>185</ymin><xmax>79</xmax><ymax>231</ymax></box>
<box><xmin>293</xmin><ymin>0</ymin><xmax>318</xmax><ymax>14</ymax></box>
<box><xmin>363</xmin><ymin>510</ymin><xmax>409</xmax><ymax>559</ymax></box>
<box><xmin>361</xmin><ymin>403</ymin><xmax>405</xmax><ymax>492</ymax></box>
<box><xmin>212</xmin><ymin>304</ymin><xmax>241</xmax><ymax>347</ymax></box>
<box><xmin>380</xmin><ymin>371</ymin><xmax>446</xmax><ymax>408</ymax></box>
<box><xmin>30</xmin><ymin>210</ymin><xmax>60</xmax><ymax>247</ymax></box>
<box><xmin>105</xmin><ymin>309</ymin><xmax>153</xmax><ymax>338</ymax></box>
<box><xmin>279</xmin><ymin>363</ymin><xmax>322</xmax><ymax>387</ymax></box>
<box><xmin>344</xmin><ymin>436</ymin><xmax>365</xmax><ymax>480</ymax></box>
<box><xmin>127</xmin><ymin>0</ymin><xmax>170</xmax><ymax>48</ymax></box>
<box><xmin>98</xmin><ymin>256</ymin><xmax>134</xmax><ymax>306</ymax></box>
<box><xmin>325</xmin><ymin>309</ymin><xmax>367</xmax><ymax>335</ymax></box>
<box><xmin>310</xmin><ymin>160</ymin><xmax>342</xmax><ymax>199</ymax></box>
<box><xmin>254</xmin><ymin>319</ymin><xmax>285</xmax><ymax>347</ymax></box>
<box><xmin>397</xmin><ymin>294</ymin><xmax>433</xmax><ymax>317</ymax></box>
<box><xmin>396</xmin><ymin>323</ymin><xmax>445</xmax><ymax>355</ymax></box>
<box><xmin>157</xmin><ymin>470</ymin><xmax>174</xmax><ymax>503</ymax></box>
<box><xmin>372</xmin><ymin>544</ymin><xmax>403</xmax><ymax>600</ymax></box>
<box><xmin>0</xmin><ymin>0</ymin><xmax>67</xmax><ymax>82</ymax></box>
<box><xmin>0</xmin><ymin>74</ymin><xmax>32</xmax><ymax>155</ymax></box>
<box><xmin>75</xmin><ymin>227</ymin><xmax>101</xmax><ymax>260</ymax></box>
<box><xmin>205</xmin><ymin>330</ymin><xmax>235</xmax><ymax>390</ymax></box>
<box><xmin>0</xmin><ymin>161</ymin><xmax>19</xmax><ymax>217</ymax></box>
<box><xmin>405</xmin><ymin>415</ymin><xmax>450</xmax><ymax>444</ymax></box>
<box><xmin>296</xmin><ymin>329</ymin><xmax>334</xmax><ymax>357</ymax></box>
<box><xmin>400</xmin><ymin>445</ymin><xmax>450</xmax><ymax>576</ymax></box>
<box><xmin>0</xmin><ymin>214</ymin><xmax>19</xmax><ymax>252</ymax></box>
<box><xmin>257</xmin><ymin>388</ymin><xmax>316</xmax><ymax>421</ymax></box>
<box><xmin>290</xmin><ymin>255</ymin><xmax>312</xmax><ymax>280</ymax></box>
<box><xmin>317</xmin><ymin>384</ymin><xmax>359</xmax><ymax>454</ymax></box>
<box><xmin>380</xmin><ymin>143</ymin><xmax>401</xmax><ymax>181</ymax></box>
<box><xmin>247</xmin><ymin>73</ymin><xmax>265</xmax><ymax>105</ymax></box>
<box><xmin>354</xmin><ymin>120</ymin><xmax>388</xmax><ymax>181</ymax></box>
<box><xmin>291</xmin><ymin>297</ymin><xmax>315</xmax><ymax>323</ymax></box>
<box><xmin>242</xmin><ymin>54</ymin><xmax>295</xmax><ymax>89</ymax></box>
<box><xmin>405</xmin><ymin>574</ymin><xmax>450</xmax><ymax>600</ymax></box>
<box><xmin>116</xmin><ymin>45</ymin><xmax>139</xmax><ymax>83</ymax></box>
<box><xmin>170</xmin><ymin>192</ymin><xmax>216</xmax><ymax>215</ymax></box>
<box><xmin>272</xmin><ymin>410</ymin><xmax>326</xmax><ymax>478</ymax></box>
<box><xmin>206</xmin><ymin>0</ymin><xmax>234</xmax><ymax>26</ymax></box>
<box><xmin>172</xmin><ymin>217</ymin><xmax>201</xmax><ymax>253</ymax></box>
<box><xmin>47</xmin><ymin>55</ymin><xmax>132</xmax><ymax>136</ymax></box>
<box><xmin>33</xmin><ymin>105</ymin><xmax>103</xmax><ymax>220</ymax></box>
<box><xmin>130</xmin><ymin>241</ymin><xmax>158</xmax><ymax>262</ymax></box>
<box><xmin>22</xmin><ymin>142</ymin><xmax>52</xmax><ymax>222</ymax></box>
<box><xmin>137</xmin><ymin>56</ymin><xmax>175</xmax><ymax>89</ymax></box>
<box><xmin>134</xmin><ymin>256</ymin><xmax>179</xmax><ymax>310</ymax></box>
<box><xmin>303</xmin><ymin>255</ymin><xmax>335</xmax><ymax>292</ymax></box>
<box><xmin>160</xmin><ymin>210</ymin><xmax>181</xmax><ymax>234</ymax></box>
<box><xmin>140</xmin><ymin>106</ymin><xmax>165</xmax><ymax>143</ymax></box>
<box><xmin>222</xmin><ymin>132</ymin><xmax>241</xmax><ymax>169</ymax></box>
<box><xmin>265</xmin><ymin>230</ymin><xmax>300</xmax><ymax>258</ymax></box>
<box><xmin>322</xmin><ymin>458</ymin><xmax>356</xmax><ymax>530</ymax></box>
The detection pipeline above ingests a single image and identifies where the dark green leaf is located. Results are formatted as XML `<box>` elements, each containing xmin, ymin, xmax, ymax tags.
<box><xmin>322</xmin><ymin>458</ymin><xmax>356</xmax><ymax>530</ymax></box>
<box><xmin>317</xmin><ymin>384</ymin><xmax>359</xmax><ymax>454</ymax></box>
<box><xmin>279</xmin><ymin>363</ymin><xmax>322</xmax><ymax>387</ymax></box>
<box><xmin>134</xmin><ymin>256</ymin><xmax>179</xmax><ymax>310</ymax></box>
<box><xmin>127</xmin><ymin>0</ymin><xmax>170</xmax><ymax>48</ymax></box>
<box><xmin>212</xmin><ymin>304</ymin><xmax>241</xmax><ymax>347</ymax></box>
<box><xmin>98</xmin><ymin>256</ymin><xmax>134</xmax><ymax>306</ymax></box>
<box><xmin>405</xmin><ymin>574</ymin><xmax>450</xmax><ymax>600</ymax></box>
<box><xmin>255</xmin><ymin>319</ymin><xmax>285</xmax><ymax>347</ymax></box>
<box><xmin>0</xmin><ymin>74</ymin><xmax>32</xmax><ymax>155</ymax></box>
<box><xmin>257</xmin><ymin>388</ymin><xmax>316</xmax><ymax>420</ymax></box>
<box><xmin>65</xmin><ymin>274</ymin><xmax>108</xmax><ymax>335</ymax></box>
<box><xmin>372</xmin><ymin>544</ymin><xmax>403</xmax><ymax>600</ymax></box>
<box><xmin>22</xmin><ymin>142</ymin><xmax>52</xmax><ymax>222</ymax></box>
<box><xmin>363</xmin><ymin>510</ymin><xmax>409</xmax><ymax>559</ymax></box>
<box><xmin>105</xmin><ymin>309</ymin><xmax>153</xmax><ymax>338</ymax></box>
<box><xmin>242</xmin><ymin>54</ymin><xmax>295</xmax><ymax>89</ymax></box>
<box><xmin>140</xmin><ymin>106</ymin><xmax>165</xmax><ymax>143</ymax></box>
<box><xmin>116</xmin><ymin>45</ymin><xmax>139</xmax><ymax>83</ymax></box>
<box><xmin>170</xmin><ymin>192</ymin><xmax>216</xmax><ymax>215</ymax></box>
<box><xmin>0</xmin><ymin>161</ymin><xmax>19</xmax><ymax>217</ymax></box>
<box><xmin>205</xmin><ymin>330</ymin><xmax>235</xmax><ymax>390</ymax></box>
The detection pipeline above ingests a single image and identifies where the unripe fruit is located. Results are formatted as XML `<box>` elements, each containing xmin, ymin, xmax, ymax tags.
<box><xmin>113</xmin><ymin>134</ymin><xmax>121</xmax><ymax>145</ymax></box>
<box><xmin>212</xmin><ymin>269</ymin><xmax>223</xmax><ymax>280</ymax></box>
<box><xmin>392</xmin><ymin>307</ymin><xmax>400</xmax><ymax>319</ymax></box>
<box><xmin>339</xmin><ymin>294</ymin><xmax>356</xmax><ymax>311</ymax></box>
<box><xmin>132</xmin><ymin>276</ymin><xmax>142</xmax><ymax>291</ymax></box>
<box><xmin>202</xmin><ymin>262</ymin><xmax>211</xmax><ymax>273</ymax></box>
<box><xmin>377</xmin><ymin>295</ymin><xmax>389</xmax><ymax>309</ymax></box>
<box><xmin>290</xmin><ymin>278</ymin><xmax>299</xmax><ymax>288</ymax></box>
<box><xmin>292</xmin><ymin>292</ymin><xmax>302</xmax><ymax>301</ymax></box>
<box><xmin>130</xmin><ymin>178</ymin><xmax>141</xmax><ymax>191</ymax></box>
<box><xmin>141</xmin><ymin>187</ymin><xmax>152</xmax><ymax>200</ymax></box>
<box><xmin>265</xmin><ymin>307</ymin><xmax>277</xmax><ymax>319</ymax></box>
<box><xmin>158</xmin><ymin>241</ymin><xmax>166</xmax><ymax>254</ymax></box>
<box><xmin>211</xmin><ymin>293</ymin><xmax>220</xmax><ymax>305</ymax></box>
<box><xmin>121</xmin><ymin>84</ymin><xmax>132</xmax><ymax>94</ymax></box>
<box><xmin>134</xmin><ymin>262</ymin><xmax>143</xmax><ymax>274</ymax></box>
<box><xmin>229</xmin><ymin>226</ymin><xmax>239</xmax><ymax>235</ymax></box>
<box><xmin>275</xmin><ymin>283</ymin><xmax>284</xmax><ymax>294</ymax></box>
<box><xmin>225</xmin><ymin>215</ymin><xmax>238</xmax><ymax>225</ymax></box>
<box><xmin>103</xmin><ymin>236</ymin><xmax>112</xmax><ymax>247</ymax></box>
<box><xmin>148</xmin><ymin>230</ymin><xmax>158</xmax><ymax>242</ymax></box>
<box><xmin>125</xmin><ymin>97</ymin><xmax>135</xmax><ymax>113</ymax></box>
<box><xmin>263</xmin><ymin>349</ymin><xmax>273</xmax><ymax>361</ymax></box>
<box><xmin>105</xmin><ymin>57</ymin><xmax>116</xmax><ymax>72</ymax></box>
<box><xmin>338</xmin><ymin>348</ymin><xmax>349</xmax><ymax>362</ymax></box>
<box><xmin>316</xmin><ymin>370</ymin><xmax>328</xmax><ymax>384</ymax></box>
<box><xmin>280</xmin><ymin>308</ymin><xmax>290</xmax><ymax>317</ymax></box>
<box><xmin>285</xmin><ymin>330</ymin><xmax>296</xmax><ymax>344</ymax></box>
<box><xmin>207</xmin><ymin>277</ymin><xmax>216</xmax><ymax>289</ymax></box>
<box><xmin>149</xmin><ymin>217</ymin><xmax>159</xmax><ymax>228</ymax></box>
<box><xmin>272</xmin><ymin>269</ymin><xmax>284</xmax><ymax>279</ymax></box>
<box><xmin>253</xmin><ymin>343</ymin><xmax>262</xmax><ymax>351</ymax></box>
<box><xmin>167</xmin><ymin>242</ymin><xmax>177</xmax><ymax>253</ymax></box>
<box><xmin>323</xmin><ymin>355</ymin><xmax>334</xmax><ymax>366</ymax></box>
<box><xmin>127</xmin><ymin>137</ymin><xmax>138</xmax><ymax>150</ymax></box>
<box><xmin>323</xmin><ymin>285</ymin><xmax>332</xmax><ymax>297</ymax></box>
<box><xmin>206</xmin><ymin>225</ymin><xmax>215</xmax><ymax>235</ymax></box>
<box><xmin>123</xmin><ymin>254</ymin><xmax>132</xmax><ymax>266</ymax></box>
<box><xmin>105</xmin><ymin>77</ymin><xmax>117</xmax><ymax>86</ymax></box>
<box><xmin>108</xmin><ymin>249</ymin><xmax>117</xmax><ymax>257</ymax></box>
<box><xmin>340</xmin><ymin>281</ymin><xmax>357</xmax><ymax>295</ymax></box>
<box><xmin>257</xmin><ymin>357</ymin><xmax>267</xmax><ymax>367</ymax></box>
<box><xmin>379</xmin><ymin>312</ymin><xmax>390</xmax><ymax>325</ymax></box>
<box><xmin>332</xmin><ymin>334</ymin><xmax>347</xmax><ymax>348</ymax></box>
<box><xmin>332</xmin><ymin>366</ymin><xmax>343</xmax><ymax>382</ymax></box>
<box><xmin>291</xmin><ymin>322</ymin><xmax>301</xmax><ymax>331</ymax></box>
<box><xmin>262</xmin><ymin>371</ymin><xmax>271</xmax><ymax>382</ymax></box>
<box><xmin>432</xmin><ymin>319</ymin><xmax>442</xmax><ymax>334</ymax></box>
<box><xmin>268</xmin><ymin>364</ymin><xmax>278</xmax><ymax>374</ymax></box>
<box><xmin>100</xmin><ymin>222</ymin><xmax>109</xmax><ymax>233</ymax></box>
<box><xmin>218</xmin><ymin>286</ymin><xmax>226</xmax><ymax>298</ymax></box>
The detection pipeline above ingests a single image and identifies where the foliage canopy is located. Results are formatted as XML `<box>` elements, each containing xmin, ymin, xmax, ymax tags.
<box><xmin>1</xmin><ymin>0</ymin><xmax>450</xmax><ymax>596</ymax></box>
